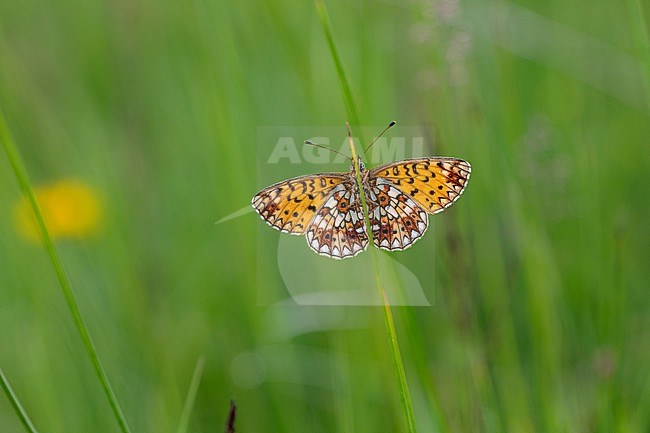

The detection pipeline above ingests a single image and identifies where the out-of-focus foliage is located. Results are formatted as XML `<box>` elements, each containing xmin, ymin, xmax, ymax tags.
<box><xmin>0</xmin><ymin>0</ymin><xmax>648</xmax><ymax>431</ymax></box>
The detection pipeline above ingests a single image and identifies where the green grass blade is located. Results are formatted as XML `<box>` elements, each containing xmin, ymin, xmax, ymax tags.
<box><xmin>314</xmin><ymin>0</ymin><xmax>360</xmax><ymax>127</ymax></box>
<box><xmin>0</xmin><ymin>109</ymin><xmax>133</xmax><ymax>433</ymax></box>
<box><xmin>314</xmin><ymin>2</ymin><xmax>419</xmax><ymax>426</ymax></box>
<box><xmin>176</xmin><ymin>357</ymin><xmax>206</xmax><ymax>433</ymax></box>
<box><xmin>377</xmin><ymin>284</ymin><xmax>419</xmax><ymax>432</ymax></box>
<box><xmin>348</xmin><ymin>123</ymin><xmax>418</xmax><ymax>433</ymax></box>
<box><xmin>347</xmin><ymin>128</ymin><xmax>418</xmax><ymax>432</ymax></box>
<box><xmin>0</xmin><ymin>367</ymin><xmax>40</xmax><ymax>433</ymax></box>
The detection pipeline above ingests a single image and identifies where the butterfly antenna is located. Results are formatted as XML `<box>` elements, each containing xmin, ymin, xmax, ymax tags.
<box><xmin>364</xmin><ymin>120</ymin><xmax>396</xmax><ymax>153</ymax></box>
<box><xmin>304</xmin><ymin>140</ymin><xmax>351</xmax><ymax>160</ymax></box>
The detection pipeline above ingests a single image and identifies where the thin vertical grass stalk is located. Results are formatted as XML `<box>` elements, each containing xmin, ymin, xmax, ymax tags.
<box><xmin>347</xmin><ymin>129</ymin><xmax>418</xmax><ymax>433</ymax></box>
<box><xmin>314</xmin><ymin>0</ymin><xmax>361</xmax><ymax>127</ymax></box>
<box><xmin>0</xmin><ymin>109</ymin><xmax>133</xmax><ymax>433</ymax></box>
<box><xmin>0</xmin><ymin>366</ymin><xmax>40</xmax><ymax>433</ymax></box>
<box><xmin>314</xmin><ymin>2</ymin><xmax>418</xmax><ymax>430</ymax></box>
<box><xmin>176</xmin><ymin>357</ymin><xmax>206</xmax><ymax>433</ymax></box>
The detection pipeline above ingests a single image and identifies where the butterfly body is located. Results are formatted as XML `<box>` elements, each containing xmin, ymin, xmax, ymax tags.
<box><xmin>252</xmin><ymin>156</ymin><xmax>471</xmax><ymax>260</ymax></box>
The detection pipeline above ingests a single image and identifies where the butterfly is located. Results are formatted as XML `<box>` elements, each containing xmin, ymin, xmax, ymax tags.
<box><xmin>252</xmin><ymin>123</ymin><xmax>471</xmax><ymax>260</ymax></box>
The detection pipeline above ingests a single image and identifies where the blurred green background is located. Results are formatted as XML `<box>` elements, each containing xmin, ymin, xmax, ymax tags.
<box><xmin>1</xmin><ymin>0</ymin><xmax>649</xmax><ymax>432</ymax></box>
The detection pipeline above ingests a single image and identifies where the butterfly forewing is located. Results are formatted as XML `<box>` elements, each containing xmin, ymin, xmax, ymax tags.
<box><xmin>252</xmin><ymin>173</ymin><xmax>348</xmax><ymax>234</ymax></box>
<box><xmin>369</xmin><ymin>157</ymin><xmax>471</xmax><ymax>214</ymax></box>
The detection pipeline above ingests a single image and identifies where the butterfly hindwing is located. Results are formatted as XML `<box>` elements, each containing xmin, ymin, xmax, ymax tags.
<box><xmin>369</xmin><ymin>157</ymin><xmax>471</xmax><ymax>214</ymax></box>
<box><xmin>366</xmin><ymin>178</ymin><xmax>429</xmax><ymax>251</ymax></box>
<box><xmin>252</xmin><ymin>174</ymin><xmax>347</xmax><ymax>234</ymax></box>
<box><xmin>306</xmin><ymin>182</ymin><xmax>368</xmax><ymax>259</ymax></box>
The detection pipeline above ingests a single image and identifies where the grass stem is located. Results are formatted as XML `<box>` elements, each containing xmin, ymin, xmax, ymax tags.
<box><xmin>0</xmin><ymin>366</ymin><xmax>40</xmax><ymax>433</ymax></box>
<box><xmin>347</xmin><ymin>128</ymin><xmax>418</xmax><ymax>432</ymax></box>
<box><xmin>176</xmin><ymin>357</ymin><xmax>206</xmax><ymax>433</ymax></box>
<box><xmin>0</xmin><ymin>109</ymin><xmax>133</xmax><ymax>433</ymax></box>
<box><xmin>314</xmin><ymin>2</ymin><xmax>419</xmax><ymax>429</ymax></box>
<box><xmin>314</xmin><ymin>0</ymin><xmax>361</xmax><ymax>127</ymax></box>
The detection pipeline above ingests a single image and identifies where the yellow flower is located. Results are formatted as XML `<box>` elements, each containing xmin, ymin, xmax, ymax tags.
<box><xmin>13</xmin><ymin>178</ymin><xmax>102</xmax><ymax>242</ymax></box>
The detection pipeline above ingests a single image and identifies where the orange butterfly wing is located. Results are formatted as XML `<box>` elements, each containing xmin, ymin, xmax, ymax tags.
<box><xmin>252</xmin><ymin>173</ymin><xmax>348</xmax><ymax>235</ymax></box>
<box><xmin>369</xmin><ymin>157</ymin><xmax>471</xmax><ymax>214</ymax></box>
<box><xmin>252</xmin><ymin>173</ymin><xmax>369</xmax><ymax>259</ymax></box>
<box><xmin>365</xmin><ymin>157</ymin><xmax>470</xmax><ymax>251</ymax></box>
